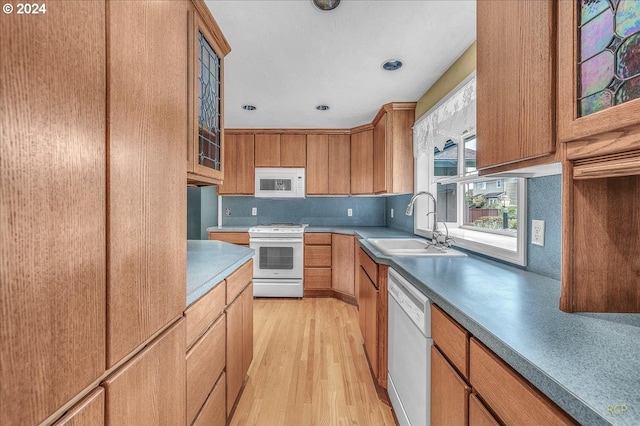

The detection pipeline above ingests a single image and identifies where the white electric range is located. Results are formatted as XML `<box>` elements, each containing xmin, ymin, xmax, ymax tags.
<box><xmin>248</xmin><ymin>224</ymin><xmax>306</xmax><ymax>297</ymax></box>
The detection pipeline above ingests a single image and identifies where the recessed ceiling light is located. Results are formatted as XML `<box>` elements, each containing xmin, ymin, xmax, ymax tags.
<box><xmin>312</xmin><ymin>0</ymin><xmax>340</xmax><ymax>11</ymax></box>
<box><xmin>316</xmin><ymin>105</ymin><xmax>330</xmax><ymax>111</ymax></box>
<box><xmin>242</xmin><ymin>105</ymin><xmax>256</xmax><ymax>111</ymax></box>
<box><xmin>382</xmin><ymin>60</ymin><xmax>403</xmax><ymax>71</ymax></box>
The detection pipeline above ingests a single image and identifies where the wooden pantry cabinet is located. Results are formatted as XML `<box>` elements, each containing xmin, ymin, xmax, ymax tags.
<box><xmin>0</xmin><ymin>1</ymin><xmax>106</xmax><ymax>424</ymax></box>
<box><xmin>372</xmin><ymin>103</ymin><xmax>415</xmax><ymax>194</ymax></box>
<box><xmin>218</xmin><ymin>134</ymin><xmax>255</xmax><ymax>195</ymax></box>
<box><xmin>187</xmin><ymin>2</ymin><xmax>232</xmax><ymax>185</ymax></box>
<box><xmin>476</xmin><ymin>0</ymin><xmax>557</xmax><ymax>172</ymax></box>
<box><xmin>430</xmin><ymin>305</ymin><xmax>576</xmax><ymax>425</ymax></box>
<box><xmin>107</xmin><ymin>0</ymin><xmax>187</xmax><ymax>367</ymax></box>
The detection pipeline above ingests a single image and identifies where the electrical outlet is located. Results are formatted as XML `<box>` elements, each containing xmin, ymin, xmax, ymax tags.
<box><xmin>251</xmin><ymin>207</ymin><xmax>257</xmax><ymax>216</ymax></box>
<box><xmin>225</xmin><ymin>208</ymin><xmax>231</xmax><ymax>217</ymax></box>
<box><xmin>347</xmin><ymin>208</ymin><xmax>353</xmax><ymax>217</ymax></box>
<box><xmin>390</xmin><ymin>208</ymin><xmax>394</xmax><ymax>218</ymax></box>
<box><xmin>532</xmin><ymin>220</ymin><xmax>545</xmax><ymax>246</ymax></box>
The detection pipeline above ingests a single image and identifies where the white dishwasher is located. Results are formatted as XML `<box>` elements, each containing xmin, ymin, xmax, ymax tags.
<box><xmin>388</xmin><ymin>268</ymin><xmax>432</xmax><ymax>426</ymax></box>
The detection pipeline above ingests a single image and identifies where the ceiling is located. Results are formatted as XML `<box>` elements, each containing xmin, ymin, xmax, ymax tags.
<box><xmin>205</xmin><ymin>0</ymin><xmax>476</xmax><ymax>130</ymax></box>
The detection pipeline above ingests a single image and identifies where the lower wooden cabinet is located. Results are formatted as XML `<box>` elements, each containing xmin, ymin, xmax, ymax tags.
<box><xmin>52</xmin><ymin>388</ymin><xmax>105</xmax><ymax>426</ymax></box>
<box><xmin>431</xmin><ymin>345</ymin><xmax>471</xmax><ymax>426</ymax></box>
<box><xmin>226</xmin><ymin>282</ymin><xmax>254</xmax><ymax>418</ymax></box>
<box><xmin>208</xmin><ymin>231</ymin><xmax>250</xmax><ymax>247</ymax></box>
<box><xmin>331</xmin><ymin>234</ymin><xmax>355</xmax><ymax>298</ymax></box>
<box><xmin>187</xmin><ymin>314</ymin><xmax>226</xmax><ymax>425</ymax></box>
<box><xmin>192</xmin><ymin>373</ymin><xmax>226</xmax><ymax>426</ymax></box>
<box><xmin>469</xmin><ymin>393</ymin><xmax>500</xmax><ymax>426</ymax></box>
<box><xmin>102</xmin><ymin>319</ymin><xmax>186</xmax><ymax>425</ymax></box>
<box><xmin>304</xmin><ymin>233</ymin><xmax>332</xmax><ymax>293</ymax></box>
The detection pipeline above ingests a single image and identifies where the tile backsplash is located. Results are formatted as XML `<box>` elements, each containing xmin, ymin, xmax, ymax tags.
<box><xmin>221</xmin><ymin>196</ymin><xmax>386</xmax><ymax>227</ymax></box>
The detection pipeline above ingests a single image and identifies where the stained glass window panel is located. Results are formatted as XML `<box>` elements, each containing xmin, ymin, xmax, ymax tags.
<box><xmin>197</xmin><ymin>31</ymin><xmax>221</xmax><ymax>171</ymax></box>
<box><xmin>578</xmin><ymin>0</ymin><xmax>640</xmax><ymax>116</ymax></box>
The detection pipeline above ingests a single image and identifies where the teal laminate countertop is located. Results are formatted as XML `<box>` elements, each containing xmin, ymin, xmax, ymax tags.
<box><xmin>358</xmin><ymin>238</ymin><xmax>640</xmax><ymax>426</ymax></box>
<box><xmin>186</xmin><ymin>240</ymin><xmax>254</xmax><ymax>307</ymax></box>
<box><xmin>202</xmin><ymin>226</ymin><xmax>640</xmax><ymax>425</ymax></box>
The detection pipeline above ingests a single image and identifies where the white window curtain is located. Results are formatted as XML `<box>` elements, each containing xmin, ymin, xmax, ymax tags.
<box><xmin>413</xmin><ymin>74</ymin><xmax>476</xmax><ymax>159</ymax></box>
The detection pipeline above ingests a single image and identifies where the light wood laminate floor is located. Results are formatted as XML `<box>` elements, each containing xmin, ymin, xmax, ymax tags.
<box><xmin>230</xmin><ymin>298</ymin><xmax>395</xmax><ymax>426</ymax></box>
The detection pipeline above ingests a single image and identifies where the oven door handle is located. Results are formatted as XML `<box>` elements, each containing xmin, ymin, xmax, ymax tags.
<box><xmin>249</xmin><ymin>238</ymin><xmax>304</xmax><ymax>243</ymax></box>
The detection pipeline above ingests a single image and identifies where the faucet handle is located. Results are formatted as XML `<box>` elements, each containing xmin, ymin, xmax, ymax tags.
<box><xmin>443</xmin><ymin>235</ymin><xmax>456</xmax><ymax>248</ymax></box>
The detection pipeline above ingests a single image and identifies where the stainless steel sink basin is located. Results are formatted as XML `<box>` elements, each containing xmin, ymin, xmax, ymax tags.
<box><xmin>367</xmin><ymin>238</ymin><xmax>467</xmax><ymax>257</ymax></box>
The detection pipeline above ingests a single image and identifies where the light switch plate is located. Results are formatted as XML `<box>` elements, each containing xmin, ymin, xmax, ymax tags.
<box><xmin>347</xmin><ymin>208</ymin><xmax>353</xmax><ymax>217</ymax></box>
<box><xmin>532</xmin><ymin>220</ymin><xmax>545</xmax><ymax>246</ymax></box>
<box><xmin>252</xmin><ymin>207</ymin><xmax>257</xmax><ymax>216</ymax></box>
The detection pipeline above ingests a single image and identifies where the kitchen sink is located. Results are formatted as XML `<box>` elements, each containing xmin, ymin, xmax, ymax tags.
<box><xmin>367</xmin><ymin>238</ymin><xmax>467</xmax><ymax>257</ymax></box>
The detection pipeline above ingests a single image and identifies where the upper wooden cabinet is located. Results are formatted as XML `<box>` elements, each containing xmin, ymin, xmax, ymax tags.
<box><xmin>371</xmin><ymin>103</ymin><xmax>415</xmax><ymax>194</ymax></box>
<box><xmin>187</xmin><ymin>2</ymin><xmax>231</xmax><ymax>186</ymax></box>
<box><xmin>281</xmin><ymin>134</ymin><xmax>307</xmax><ymax>167</ymax></box>
<box><xmin>476</xmin><ymin>0</ymin><xmax>556</xmax><ymax>172</ymax></box>
<box><xmin>557</xmin><ymin>0</ymin><xmax>640</xmax><ymax>175</ymax></box>
<box><xmin>255</xmin><ymin>134</ymin><xmax>281</xmax><ymax>167</ymax></box>
<box><xmin>218</xmin><ymin>134</ymin><xmax>255</xmax><ymax>195</ymax></box>
<box><xmin>107</xmin><ymin>0</ymin><xmax>187</xmax><ymax>366</ymax></box>
<box><xmin>0</xmin><ymin>2</ymin><xmax>106</xmax><ymax>424</ymax></box>
<box><xmin>306</xmin><ymin>134</ymin><xmax>351</xmax><ymax>195</ymax></box>
<box><xmin>350</xmin><ymin>127</ymin><xmax>374</xmax><ymax>194</ymax></box>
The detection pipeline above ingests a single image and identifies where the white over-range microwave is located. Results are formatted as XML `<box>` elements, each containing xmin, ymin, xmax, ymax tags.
<box><xmin>254</xmin><ymin>168</ymin><xmax>305</xmax><ymax>198</ymax></box>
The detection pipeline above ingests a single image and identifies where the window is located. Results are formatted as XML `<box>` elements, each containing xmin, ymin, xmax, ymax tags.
<box><xmin>413</xmin><ymin>75</ymin><xmax>527</xmax><ymax>265</ymax></box>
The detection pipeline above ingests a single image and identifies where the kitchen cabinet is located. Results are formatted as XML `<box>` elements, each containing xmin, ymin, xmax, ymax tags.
<box><xmin>192</xmin><ymin>373</ymin><xmax>226</xmax><ymax>426</ymax></box>
<box><xmin>226</xmin><ymin>275</ymin><xmax>253</xmax><ymax>418</ymax></box>
<box><xmin>107</xmin><ymin>0</ymin><xmax>187</xmax><ymax>367</ymax></box>
<box><xmin>470</xmin><ymin>338</ymin><xmax>575</xmax><ymax>425</ymax></box>
<box><xmin>431</xmin><ymin>346</ymin><xmax>470</xmax><ymax>426</ymax></box>
<box><xmin>208</xmin><ymin>231</ymin><xmax>250</xmax><ymax>247</ymax></box>
<box><xmin>331</xmin><ymin>234</ymin><xmax>356</xmax><ymax>302</ymax></box>
<box><xmin>0</xmin><ymin>1</ymin><xmax>106</xmax><ymax>424</ymax></box>
<box><xmin>372</xmin><ymin>103</ymin><xmax>415</xmax><ymax>194</ymax></box>
<box><xmin>280</xmin><ymin>134</ymin><xmax>307</xmax><ymax>167</ymax></box>
<box><xmin>102</xmin><ymin>319</ymin><xmax>186</xmax><ymax>425</ymax></box>
<box><xmin>555</xmin><ymin>0</ymin><xmax>640</xmax><ymax>313</ymax></box>
<box><xmin>476</xmin><ymin>0</ymin><xmax>556</xmax><ymax>172</ymax></box>
<box><xmin>304</xmin><ymin>233</ymin><xmax>332</xmax><ymax>294</ymax></box>
<box><xmin>187</xmin><ymin>313</ymin><xmax>226</xmax><ymax>425</ymax></box>
<box><xmin>357</xmin><ymin>248</ymin><xmax>389</xmax><ymax>392</ymax></box>
<box><xmin>217</xmin><ymin>134</ymin><xmax>255</xmax><ymax>195</ymax></box>
<box><xmin>430</xmin><ymin>304</ymin><xmax>576</xmax><ymax>425</ymax></box>
<box><xmin>255</xmin><ymin>134</ymin><xmax>282</xmax><ymax>167</ymax></box>
<box><xmin>52</xmin><ymin>389</ymin><xmax>105</xmax><ymax>426</ymax></box>
<box><xmin>350</xmin><ymin>127</ymin><xmax>374</xmax><ymax>194</ymax></box>
<box><xmin>187</xmin><ymin>3</ymin><xmax>231</xmax><ymax>185</ymax></box>
<box><xmin>306</xmin><ymin>134</ymin><xmax>351</xmax><ymax>195</ymax></box>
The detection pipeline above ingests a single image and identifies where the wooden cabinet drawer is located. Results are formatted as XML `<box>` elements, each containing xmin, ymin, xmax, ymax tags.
<box><xmin>431</xmin><ymin>345</ymin><xmax>470</xmax><ymax>425</ymax></box>
<box><xmin>304</xmin><ymin>246</ymin><xmax>332</xmax><ymax>267</ymax></box>
<box><xmin>304</xmin><ymin>268</ymin><xmax>332</xmax><ymax>289</ymax></box>
<box><xmin>192</xmin><ymin>373</ymin><xmax>226</xmax><ymax>426</ymax></box>
<box><xmin>305</xmin><ymin>233</ymin><xmax>332</xmax><ymax>245</ymax></box>
<box><xmin>358</xmin><ymin>248</ymin><xmax>378</xmax><ymax>286</ymax></box>
<box><xmin>186</xmin><ymin>315</ymin><xmax>226</xmax><ymax>425</ymax></box>
<box><xmin>469</xmin><ymin>393</ymin><xmax>500</xmax><ymax>426</ymax></box>
<box><xmin>208</xmin><ymin>232</ymin><xmax>249</xmax><ymax>246</ymax></box>
<box><xmin>226</xmin><ymin>260</ymin><xmax>253</xmax><ymax>305</ymax></box>
<box><xmin>469</xmin><ymin>338</ymin><xmax>576</xmax><ymax>425</ymax></box>
<box><xmin>52</xmin><ymin>388</ymin><xmax>104</xmax><ymax>426</ymax></box>
<box><xmin>185</xmin><ymin>282</ymin><xmax>225</xmax><ymax>349</ymax></box>
<box><xmin>432</xmin><ymin>304</ymin><xmax>469</xmax><ymax>378</ymax></box>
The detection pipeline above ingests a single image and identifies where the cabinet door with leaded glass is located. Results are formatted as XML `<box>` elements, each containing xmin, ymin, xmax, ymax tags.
<box><xmin>559</xmin><ymin>0</ymin><xmax>640</xmax><ymax>155</ymax></box>
<box><xmin>191</xmin><ymin>12</ymin><xmax>225</xmax><ymax>182</ymax></box>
